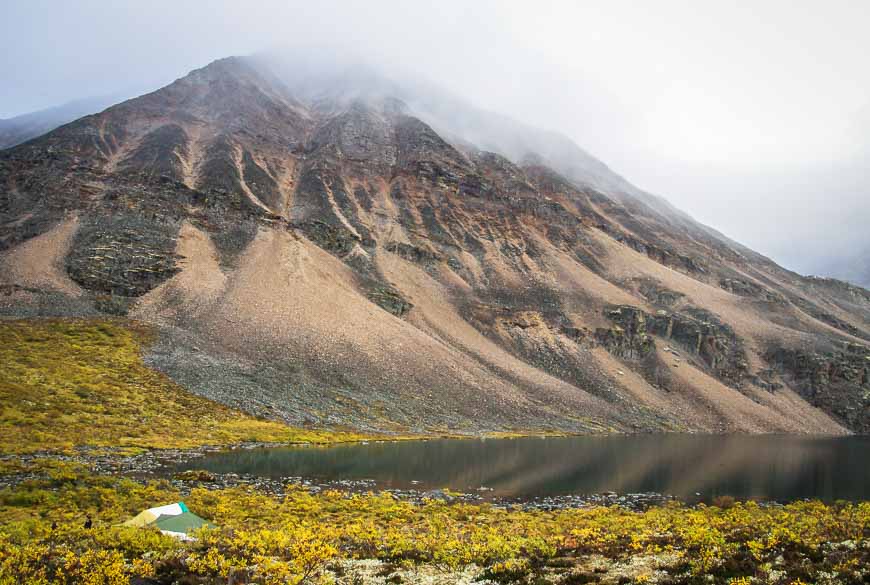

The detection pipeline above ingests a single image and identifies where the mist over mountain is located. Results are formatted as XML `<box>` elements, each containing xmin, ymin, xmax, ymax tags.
<box><xmin>624</xmin><ymin>150</ymin><xmax>870</xmax><ymax>288</ymax></box>
<box><xmin>254</xmin><ymin>52</ymin><xmax>649</xmax><ymax>197</ymax></box>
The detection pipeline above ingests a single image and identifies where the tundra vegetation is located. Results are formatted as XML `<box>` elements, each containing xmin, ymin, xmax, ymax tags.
<box><xmin>0</xmin><ymin>464</ymin><xmax>868</xmax><ymax>584</ymax></box>
<box><xmin>0</xmin><ymin>319</ymin><xmax>867</xmax><ymax>583</ymax></box>
<box><xmin>0</xmin><ymin>319</ymin><xmax>365</xmax><ymax>454</ymax></box>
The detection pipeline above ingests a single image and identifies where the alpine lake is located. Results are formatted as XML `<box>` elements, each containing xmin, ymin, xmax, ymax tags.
<box><xmin>175</xmin><ymin>434</ymin><xmax>870</xmax><ymax>503</ymax></box>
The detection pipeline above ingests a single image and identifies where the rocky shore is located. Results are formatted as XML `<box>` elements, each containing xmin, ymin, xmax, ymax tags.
<box><xmin>0</xmin><ymin>443</ymin><xmax>712</xmax><ymax>512</ymax></box>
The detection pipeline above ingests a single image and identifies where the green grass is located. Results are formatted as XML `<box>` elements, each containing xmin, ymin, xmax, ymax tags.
<box><xmin>0</xmin><ymin>318</ymin><xmax>366</xmax><ymax>454</ymax></box>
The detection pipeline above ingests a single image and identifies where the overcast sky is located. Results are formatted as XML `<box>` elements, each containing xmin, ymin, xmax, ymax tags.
<box><xmin>2</xmin><ymin>0</ymin><xmax>869</xmax><ymax>283</ymax></box>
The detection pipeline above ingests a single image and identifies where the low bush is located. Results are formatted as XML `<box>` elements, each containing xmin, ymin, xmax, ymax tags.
<box><xmin>0</xmin><ymin>468</ymin><xmax>867</xmax><ymax>584</ymax></box>
<box><xmin>0</xmin><ymin>319</ymin><xmax>366</xmax><ymax>454</ymax></box>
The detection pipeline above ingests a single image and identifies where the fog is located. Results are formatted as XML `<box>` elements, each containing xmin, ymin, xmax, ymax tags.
<box><xmin>2</xmin><ymin>0</ymin><xmax>868</xmax><ymax>284</ymax></box>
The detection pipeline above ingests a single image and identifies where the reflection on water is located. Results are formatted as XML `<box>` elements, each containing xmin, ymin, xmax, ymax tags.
<box><xmin>178</xmin><ymin>435</ymin><xmax>870</xmax><ymax>501</ymax></box>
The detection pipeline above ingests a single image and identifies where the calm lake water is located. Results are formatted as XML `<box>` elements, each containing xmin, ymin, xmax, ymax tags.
<box><xmin>178</xmin><ymin>434</ymin><xmax>870</xmax><ymax>502</ymax></box>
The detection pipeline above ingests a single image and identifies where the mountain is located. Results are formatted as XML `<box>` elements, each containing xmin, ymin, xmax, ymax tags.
<box><xmin>1</xmin><ymin>55</ymin><xmax>868</xmax><ymax>435</ymax></box>
<box><xmin>0</xmin><ymin>94</ymin><xmax>129</xmax><ymax>150</ymax></box>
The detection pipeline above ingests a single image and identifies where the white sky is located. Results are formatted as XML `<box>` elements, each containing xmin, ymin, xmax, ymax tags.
<box><xmin>2</xmin><ymin>0</ymin><xmax>868</xmax><ymax>281</ymax></box>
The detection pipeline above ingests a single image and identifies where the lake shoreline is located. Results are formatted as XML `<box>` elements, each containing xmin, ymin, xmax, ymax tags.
<box><xmin>173</xmin><ymin>434</ymin><xmax>870</xmax><ymax>503</ymax></box>
<box><xmin>5</xmin><ymin>433</ymin><xmax>869</xmax><ymax>508</ymax></box>
<box><xmin>0</xmin><ymin>448</ymin><xmax>681</xmax><ymax>511</ymax></box>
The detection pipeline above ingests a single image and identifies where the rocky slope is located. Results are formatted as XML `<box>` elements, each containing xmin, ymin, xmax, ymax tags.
<box><xmin>1</xmin><ymin>56</ymin><xmax>867</xmax><ymax>435</ymax></box>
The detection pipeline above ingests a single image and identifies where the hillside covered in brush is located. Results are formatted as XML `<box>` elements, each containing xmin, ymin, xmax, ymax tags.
<box><xmin>1</xmin><ymin>55</ymin><xmax>868</xmax><ymax>435</ymax></box>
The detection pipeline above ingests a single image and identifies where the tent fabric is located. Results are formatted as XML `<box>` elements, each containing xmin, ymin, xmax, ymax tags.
<box><xmin>153</xmin><ymin>511</ymin><xmax>213</xmax><ymax>534</ymax></box>
<box><xmin>123</xmin><ymin>509</ymin><xmax>160</xmax><ymax>528</ymax></box>
<box><xmin>149</xmin><ymin>502</ymin><xmax>189</xmax><ymax>516</ymax></box>
<box><xmin>124</xmin><ymin>502</ymin><xmax>189</xmax><ymax>527</ymax></box>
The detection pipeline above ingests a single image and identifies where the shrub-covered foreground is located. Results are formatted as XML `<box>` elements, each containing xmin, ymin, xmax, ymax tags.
<box><xmin>0</xmin><ymin>465</ymin><xmax>868</xmax><ymax>584</ymax></box>
<box><xmin>0</xmin><ymin>319</ymin><xmax>366</xmax><ymax>454</ymax></box>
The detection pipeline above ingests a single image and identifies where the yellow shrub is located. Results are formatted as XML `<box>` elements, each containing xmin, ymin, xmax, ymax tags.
<box><xmin>1</xmin><ymin>468</ymin><xmax>868</xmax><ymax>582</ymax></box>
<box><xmin>0</xmin><ymin>319</ymin><xmax>367</xmax><ymax>454</ymax></box>
<box><xmin>61</xmin><ymin>549</ymin><xmax>128</xmax><ymax>585</ymax></box>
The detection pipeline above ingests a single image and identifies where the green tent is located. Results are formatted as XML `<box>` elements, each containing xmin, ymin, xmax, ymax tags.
<box><xmin>125</xmin><ymin>502</ymin><xmax>215</xmax><ymax>540</ymax></box>
<box><xmin>124</xmin><ymin>501</ymin><xmax>190</xmax><ymax>528</ymax></box>
<box><xmin>152</xmin><ymin>511</ymin><xmax>214</xmax><ymax>538</ymax></box>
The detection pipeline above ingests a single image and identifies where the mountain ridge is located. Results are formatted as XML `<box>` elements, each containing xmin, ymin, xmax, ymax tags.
<box><xmin>1</xmin><ymin>55</ymin><xmax>868</xmax><ymax>435</ymax></box>
<box><xmin>0</xmin><ymin>94</ymin><xmax>130</xmax><ymax>150</ymax></box>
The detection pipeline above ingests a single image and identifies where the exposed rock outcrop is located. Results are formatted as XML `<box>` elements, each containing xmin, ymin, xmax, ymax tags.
<box><xmin>719</xmin><ymin>278</ymin><xmax>786</xmax><ymax>304</ymax></box>
<box><xmin>598</xmin><ymin>305</ymin><xmax>750</xmax><ymax>389</ymax></box>
<box><xmin>367</xmin><ymin>286</ymin><xmax>413</xmax><ymax>317</ymax></box>
<box><xmin>595</xmin><ymin>306</ymin><xmax>656</xmax><ymax>360</ymax></box>
<box><xmin>385</xmin><ymin>242</ymin><xmax>442</xmax><ymax>265</ymax></box>
<box><xmin>65</xmin><ymin>217</ymin><xmax>182</xmax><ymax>298</ymax></box>
<box><xmin>766</xmin><ymin>342</ymin><xmax>870</xmax><ymax>432</ymax></box>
